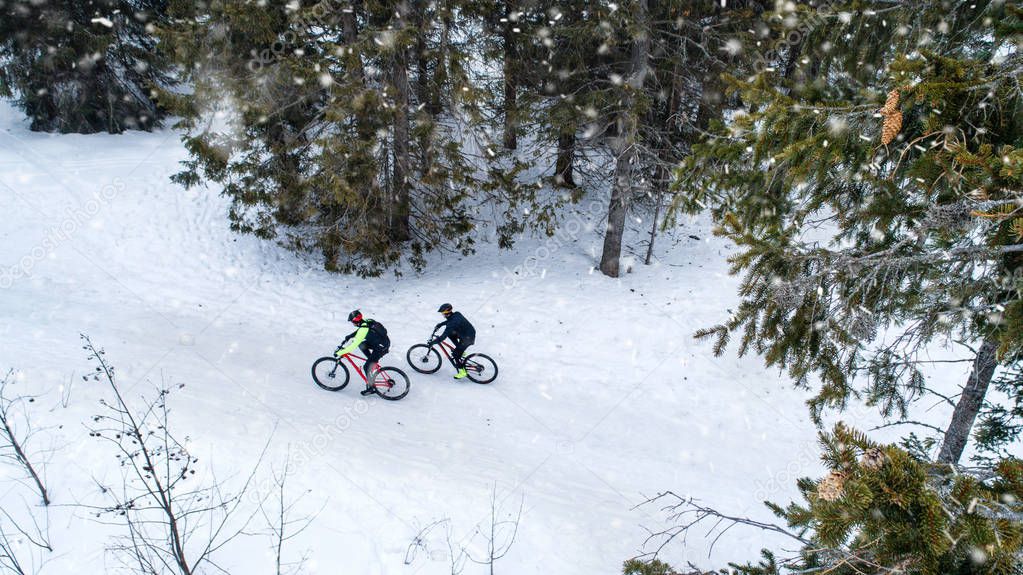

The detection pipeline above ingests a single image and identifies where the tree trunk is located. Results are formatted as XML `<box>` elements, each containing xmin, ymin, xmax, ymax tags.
<box><xmin>414</xmin><ymin>0</ymin><xmax>429</xmax><ymax>108</ymax></box>
<box><xmin>340</xmin><ymin>9</ymin><xmax>365</xmax><ymax>82</ymax></box>
<box><xmin>600</xmin><ymin>148</ymin><xmax>636</xmax><ymax>277</ymax></box>
<box><xmin>555</xmin><ymin>129</ymin><xmax>576</xmax><ymax>188</ymax></box>
<box><xmin>502</xmin><ymin>3</ymin><xmax>517</xmax><ymax>150</ymax></box>
<box><xmin>340</xmin><ymin>3</ymin><xmax>389</xmax><ymax>242</ymax></box>
<box><xmin>937</xmin><ymin>337</ymin><xmax>999</xmax><ymax>464</ymax></box>
<box><xmin>429</xmin><ymin>8</ymin><xmax>450</xmax><ymax>115</ymax></box>
<box><xmin>599</xmin><ymin>0</ymin><xmax>649</xmax><ymax>278</ymax></box>
<box><xmin>645</xmin><ymin>163</ymin><xmax>667</xmax><ymax>265</ymax></box>
<box><xmin>390</xmin><ymin>12</ymin><xmax>412</xmax><ymax>241</ymax></box>
<box><xmin>412</xmin><ymin>0</ymin><xmax>433</xmax><ymax>166</ymax></box>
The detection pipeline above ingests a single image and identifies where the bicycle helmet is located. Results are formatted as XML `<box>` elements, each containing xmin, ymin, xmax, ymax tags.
<box><xmin>348</xmin><ymin>309</ymin><xmax>363</xmax><ymax>324</ymax></box>
<box><xmin>437</xmin><ymin>303</ymin><xmax>453</xmax><ymax>315</ymax></box>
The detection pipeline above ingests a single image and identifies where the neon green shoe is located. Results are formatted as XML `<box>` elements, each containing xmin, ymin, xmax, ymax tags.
<box><xmin>454</xmin><ymin>368</ymin><xmax>468</xmax><ymax>379</ymax></box>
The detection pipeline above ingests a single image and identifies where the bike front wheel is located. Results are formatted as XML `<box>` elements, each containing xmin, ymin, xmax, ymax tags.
<box><xmin>464</xmin><ymin>353</ymin><xmax>498</xmax><ymax>384</ymax></box>
<box><xmin>312</xmin><ymin>357</ymin><xmax>350</xmax><ymax>391</ymax></box>
<box><xmin>373</xmin><ymin>367</ymin><xmax>411</xmax><ymax>400</ymax></box>
<box><xmin>406</xmin><ymin>344</ymin><xmax>442</xmax><ymax>374</ymax></box>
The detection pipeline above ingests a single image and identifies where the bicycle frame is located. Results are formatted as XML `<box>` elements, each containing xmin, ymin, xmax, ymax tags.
<box><xmin>337</xmin><ymin>352</ymin><xmax>391</xmax><ymax>389</ymax></box>
<box><xmin>433</xmin><ymin>340</ymin><xmax>458</xmax><ymax>364</ymax></box>
<box><xmin>429</xmin><ymin>338</ymin><xmax>482</xmax><ymax>374</ymax></box>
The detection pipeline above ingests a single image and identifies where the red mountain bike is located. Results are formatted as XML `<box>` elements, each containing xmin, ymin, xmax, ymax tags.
<box><xmin>406</xmin><ymin>333</ymin><xmax>498</xmax><ymax>384</ymax></box>
<box><xmin>311</xmin><ymin>349</ymin><xmax>411</xmax><ymax>400</ymax></box>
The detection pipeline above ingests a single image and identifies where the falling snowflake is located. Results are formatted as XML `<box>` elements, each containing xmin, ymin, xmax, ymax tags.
<box><xmin>722</xmin><ymin>38</ymin><xmax>743</xmax><ymax>56</ymax></box>
<box><xmin>827</xmin><ymin>116</ymin><xmax>848</xmax><ymax>135</ymax></box>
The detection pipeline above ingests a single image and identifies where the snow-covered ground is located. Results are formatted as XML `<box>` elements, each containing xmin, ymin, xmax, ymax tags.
<box><xmin>0</xmin><ymin>100</ymin><xmax>968</xmax><ymax>574</ymax></box>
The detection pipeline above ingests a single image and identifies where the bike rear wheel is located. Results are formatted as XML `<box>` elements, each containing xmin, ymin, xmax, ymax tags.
<box><xmin>373</xmin><ymin>366</ymin><xmax>411</xmax><ymax>400</ymax></box>
<box><xmin>312</xmin><ymin>357</ymin><xmax>350</xmax><ymax>391</ymax></box>
<box><xmin>464</xmin><ymin>353</ymin><xmax>498</xmax><ymax>384</ymax></box>
<box><xmin>406</xmin><ymin>344</ymin><xmax>442</xmax><ymax>374</ymax></box>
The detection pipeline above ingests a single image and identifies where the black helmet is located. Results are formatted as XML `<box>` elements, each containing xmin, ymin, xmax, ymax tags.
<box><xmin>348</xmin><ymin>309</ymin><xmax>363</xmax><ymax>324</ymax></box>
<box><xmin>437</xmin><ymin>303</ymin><xmax>453</xmax><ymax>314</ymax></box>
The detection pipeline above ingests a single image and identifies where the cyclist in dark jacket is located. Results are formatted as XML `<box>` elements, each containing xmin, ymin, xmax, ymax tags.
<box><xmin>429</xmin><ymin>303</ymin><xmax>476</xmax><ymax>379</ymax></box>
<box><xmin>336</xmin><ymin>309</ymin><xmax>390</xmax><ymax>395</ymax></box>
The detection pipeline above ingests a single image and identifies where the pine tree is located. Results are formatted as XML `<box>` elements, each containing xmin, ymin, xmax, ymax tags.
<box><xmin>737</xmin><ymin>425</ymin><xmax>1023</xmax><ymax>575</ymax></box>
<box><xmin>507</xmin><ymin>0</ymin><xmax>765</xmax><ymax>276</ymax></box>
<box><xmin>677</xmin><ymin>0</ymin><xmax>1023</xmax><ymax>462</ymax></box>
<box><xmin>638</xmin><ymin>425</ymin><xmax>1023</xmax><ymax>575</ymax></box>
<box><xmin>0</xmin><ymin>0</ymin><xmax>173</xmax><ymax>133</ymax></box>
<box><xmin>524</xmin><ymin>0</ymin><xmax>595</xmax><ymax>191</ymax></box>
<box><xmin>157</xmin><ymin>0</ymin><xmax>531</xmax><ymax>276</ymax></box>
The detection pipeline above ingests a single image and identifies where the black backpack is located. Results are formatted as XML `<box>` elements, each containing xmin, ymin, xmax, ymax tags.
<box><xmin>363</xmin><ymin>319</ymin><xmax>389</xmax><ymax>347</ymax></box>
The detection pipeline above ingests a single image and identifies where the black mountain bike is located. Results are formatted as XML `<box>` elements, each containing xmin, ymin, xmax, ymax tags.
<box><xmin>406</xmin><ymin>331</ymin><xmax>498</xmax><ymax>384</ymax></box>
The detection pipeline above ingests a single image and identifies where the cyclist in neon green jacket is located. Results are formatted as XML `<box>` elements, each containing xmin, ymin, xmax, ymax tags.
<box><xmin>336</xmin><ymin>310</ymin><xmax>391</xmax><ymax>396</ymax></box>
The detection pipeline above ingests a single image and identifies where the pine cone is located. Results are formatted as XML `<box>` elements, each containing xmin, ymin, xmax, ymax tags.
<box><xmin>881</xmin><ymin>110</ymin><xmax>902</xmax><ymax>145</ymax></box>
<box><xmin>880</xmin><ymin>89</ymin><xmax>902</xmax><ymax>145</ymax></box>
<box><xmin>881</xmin><ymin>89</ymin><xmax>900</xmax><ymax>115</ymax></box>
<box><xmin>817</xmin><ymin>471</ymin><xmax>847</xmax><ymax>502</ymax></box>
<box><xmin>860</xmin><ymin>447</ymin><xmax>886</xmax><ymax>471</ymax></box>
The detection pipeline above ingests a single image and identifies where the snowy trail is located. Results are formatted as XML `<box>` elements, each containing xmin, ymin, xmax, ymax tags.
<box><xmin>1</xmin><ymin>102</ymin><xmax>828</xmax><ymax>574</ymax></box>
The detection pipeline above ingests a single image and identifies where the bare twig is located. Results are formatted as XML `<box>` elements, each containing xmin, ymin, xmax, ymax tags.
<box><xmin>408</xmin><ymin>487</ymin><xmax>527</xmax><ymax>575</ymax></box>
<box><xmin>0</xmin><ymin>499</ymin><xmax>52</xmax><ymax>575</ymax></box>
<box><xmin>466</xmin><ymin>485</ymin><xmax>525</xmax><ymax>575</ymax></box>
<box><xmin>80</xmin><ymin>334</ymin><xmax>274</xmax><ymax>575</ymax></box>
<box><xmin>0</xmin><ymin>370</ymin><xmax>50</xmax><ymax>506</ymax></box>
<box><xmin>869</xmin><ymin>420</ymin><xmax>948</xmax><ymax>435</ymax></box>
<box><xmin>256</xmin><ymin>457</ymin><xmax>315</xmax><ymax>575</ymax></box>
<box><xmin>636</xmin><ymin>491</ymin><xmax>809</xmax><ymax>560</ymax></box>
<box><xmin>404</xmin><ymin>518</ymin><xmax>449</xmax><ymax>566</ymax></box>
<box><xmin>636</xmin><ymin>492</ymin><xmax>909</xmax><ymax>575</ymax></box>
